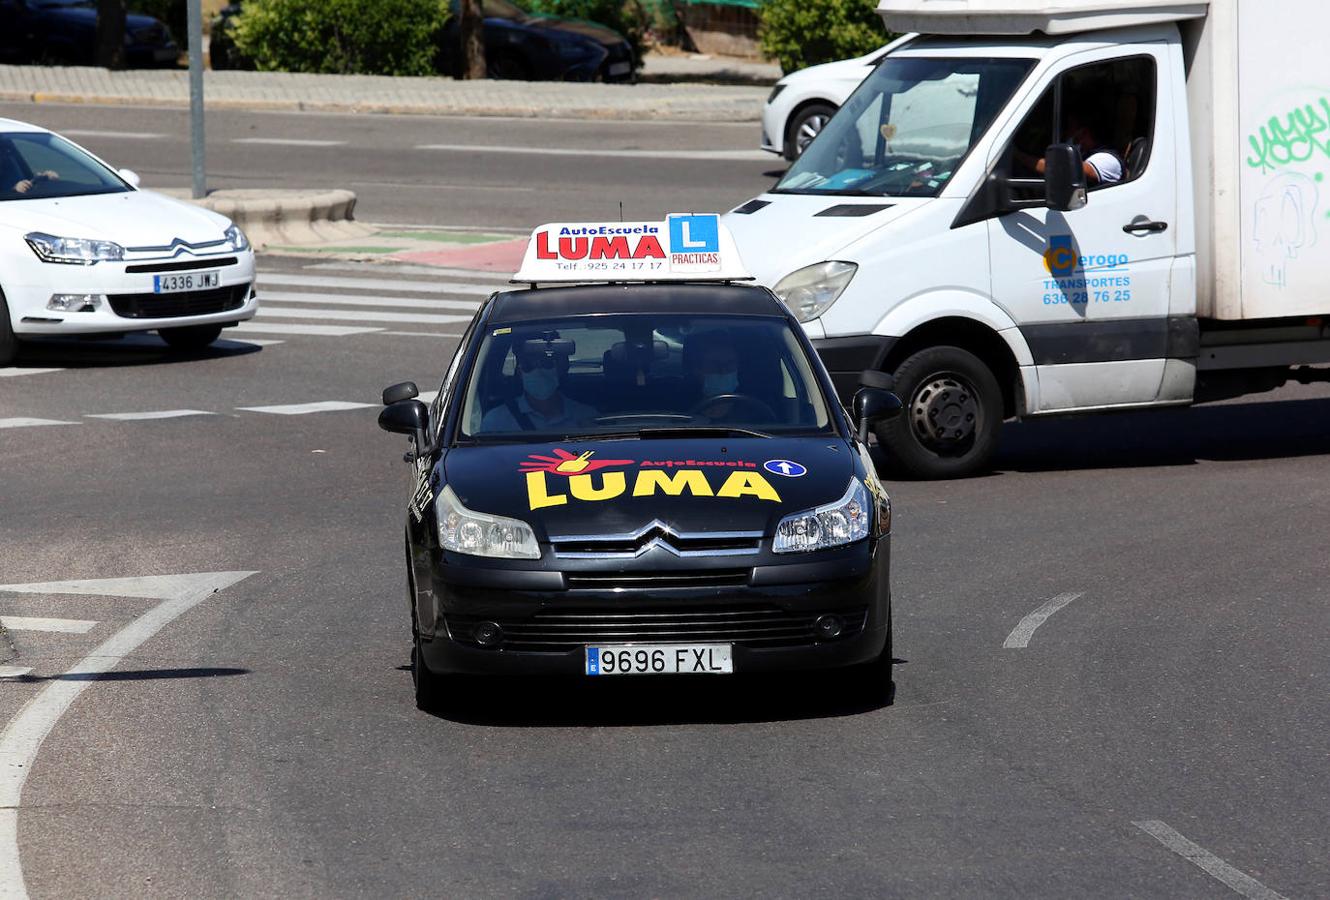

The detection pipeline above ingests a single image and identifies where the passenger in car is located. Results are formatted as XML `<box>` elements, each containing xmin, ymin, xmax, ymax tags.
<box><xmin>479</xmin><ymin>334</ymin><xmax>599</xmax><ymax>432</ymax></box>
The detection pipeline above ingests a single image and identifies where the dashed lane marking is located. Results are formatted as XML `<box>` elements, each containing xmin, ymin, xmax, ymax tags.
<box><xmin>0</xmin><ymin>571</ymin><xmax>257</xmax><ymax>900</ymax></box>
<box><xmin>217</xmin><ymin>337</ymin><xmax>284</xmax><ymax>347</ymax></box>
<box><xmin>257</xmin><ymin>272</ymin><xmax>502</xmax><ymax>296</ymax></box>
<box><xmin>260</xmin><ymin>290</ymin><xmax>482</xmax><ymax>311</ymax></box>
<box><xmin>307</xmin><ymin>261</ymin><xmax>517</xmax><ymax>280</ymax></box>
<box><xmin>229</xmin><ymin>322</ymin><xmax>384</xmax><ymax>337</ymax></box>
<box><xmin>255</xmin><ymin>306</ymin><xmax>474</xmax><ymax>326</ymax></box>
<box><xmin>0</xmin><ymin>667</ymin><xmax>33</xmax><ymax>679</ymax></box>
<box><xmin>85</xmin><ymin>409</ymin><xmax>215</xmax><ymax>421</ymax></box>
<box><xmin>415</xmin><ymin>143</ymin><xmax>772</xmax><ymax>161</ymax></box>
<box><xmin>1134</xmin><ymin>821</ymin><xmax>1288</xmax><ymax>900</ymax></box>
<box><xmin>232</xmin><ymin>137</ymin><xmax>347</xmax><ymax>146</ymax></box>
<box><xmin>0</xmin><ymin>616</ymin><xmax>97</xmax><ymax>634</ymax></box>
<box><xmin>0</xmin><ymin>369</ymin><xmax>63</xmax><ymax>378</ymax></box>
<box><xmin>61</xmin><ymin>129</ymin><xmax>164</xmax><ymax>140</ymax></box>
<box><xmin>1003</xmin><ymin>591</ymin><xmax>1084</xmax><ymax>648</ymax></box>
<box><xmin>377</xmin><ymin>331</ymin><xmax>464</xmax><ymax>338</ymax></box>
<box><xmin>0</xmin><ymin>418</ymin><xmax>78</xmax><ymax>429</ymax></box>
<box><xmin>236</xmin><ymin>400</ymin><xmax>376</xmax><ymax>415</ymax></box>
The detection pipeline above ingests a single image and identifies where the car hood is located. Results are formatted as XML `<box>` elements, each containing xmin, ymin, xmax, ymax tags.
<box><xmin>524</xmin><ymin>14</ymin><xmax>626</xmax><ymax>47</ymax></box>
<box><xmin>724</xmin><ymin>194</ymin><xmax>927</xmax><ymax>286</ymax></box>
<box><xmin>443</xmin><ymin>437</ymin><xmax>857</xmax><ymax>540</ymax></box>
<box><xmin>1</xmin><ymin>190</ymin><xmax>231</xmax><ymax>246</ymax></box>
<box><xmin>35</xmin><ymin>5</ymin><xmax>160</xmax><ymax>30</ymax></box>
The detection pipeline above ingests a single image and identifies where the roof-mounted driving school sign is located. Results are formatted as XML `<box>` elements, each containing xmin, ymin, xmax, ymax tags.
<box><xmin>513</xmin><ymin>213</ymin><xmax>753</xmax><ymax>283</ymax></box>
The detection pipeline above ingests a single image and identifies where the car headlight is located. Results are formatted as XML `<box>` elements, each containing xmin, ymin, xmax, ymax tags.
<box><xmin>436</xmin><ymin>484</ymin><xmax>540</xmax><ymax>560</ymax></box>
<box><xmin>773</xmin><ymin>478</ymin><xmax>872</xmax><ymax>554</ymax></box>
<box><xmin>773</xmin><ymin>261</ymin><xmax>857</xmax><ymax>322</ymax></box>
<box><xmin>767</xmin><ymin>83</ymin><xmax>787</xmax><ymax>104</ymax></box>
<box><xmin>24</xmin><ymin>232</ymin><xmax>124</xmax><ymax>265</ymax></box>
<box><xmin>224</xmin><ymin>224</ymin><xmax>250</xmax><ymax>251</ymax></box>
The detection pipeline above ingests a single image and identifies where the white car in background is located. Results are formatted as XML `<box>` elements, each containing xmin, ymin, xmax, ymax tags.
<box><xmin>761</xmin><ymin>35</ymin><xmax>913</xmax><ymax>161</ymax></box>
<box><xmin>0</xmin><ymin>117</ymin><xmax>257</xmax><ymax>366</ymax></box>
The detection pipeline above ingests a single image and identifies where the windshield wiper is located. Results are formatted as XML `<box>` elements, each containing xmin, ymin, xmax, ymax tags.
<box><xmin>638</xmin><ymin>426</ymin><xmax>773</xmax><ymax>439</ymax></box>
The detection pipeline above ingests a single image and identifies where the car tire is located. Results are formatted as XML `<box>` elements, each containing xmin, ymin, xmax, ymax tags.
<box><xmin>875</xmin><ymin>345</ymin><xmax>1003</xmax><ymax>479</ymax></box>
<box><xmin>487</xmin><ymin>51</ymin><xmax>530</xmax><ymax>81</ymax></box>
<box><xmin>158</xmin><ymin>324</ymin><xmax>223</xmax><ymax>351</ymax></box>
<box><xmin>0</xmin><ymin>289</ymin><xmax>19</xmax><ymax>367</ymax></box>
<box><xmin>412</xmin><ymin>633</ymin><xmax>448</xmax><ymax>712</ymax></box>
<box><xmin>850</xmin><ymin>602</ymin><xmax>894</xmax><ymax>707</ymax></box>
<box><xmin>784</xmin><ymin>102</ymin><xmax>837</xmax><ymax>161</ymax></box>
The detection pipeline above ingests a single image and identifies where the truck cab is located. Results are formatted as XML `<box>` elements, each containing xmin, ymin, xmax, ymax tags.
<box><xmin>725</xmin><ymin>0</ymin><xmax>1330</xmax><ymax>478</ymax></box>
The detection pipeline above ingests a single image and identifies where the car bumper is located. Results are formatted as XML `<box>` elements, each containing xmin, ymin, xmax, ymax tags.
<box><xmin>416</xmin><ymin>540</ymin><xmax>891</xmax><ymax>676</ymax></box>
<box><xmin>761</xmin><ymin>101</ymin><xmax>786</xmax><ymax>155</ymax></box>
<box><xmin>6</xmin><ymin>250</ymin><xmax>258</xmax><ymax>336</ymax></box>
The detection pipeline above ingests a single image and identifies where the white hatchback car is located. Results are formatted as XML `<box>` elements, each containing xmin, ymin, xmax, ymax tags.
<box><xmin>0</xmin><ymin>117</ymin><xmax>257</xmax><ymax>365</ymax></box>
<box><xmin>761</xmin><ymin>36</ymin><xmax>911</xmax><ymax>161</ymax></box>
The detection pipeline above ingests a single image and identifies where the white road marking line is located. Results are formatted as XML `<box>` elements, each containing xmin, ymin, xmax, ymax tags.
<box><xmin>237</xmin><ymin>400</ymin><xmax>376</xmax><ymax>415</ymax></box>
<box><xmin>232</xmin><ymin>137</ymin><xmax>347</xmax><ymax>146</ymax></box>
<box><xmin>304</xmin><ymin>261</ymin><xmax>516</xmax><ymax>281</ymax></box>
<box><xmin>0</xmin><ymin>571</ymin><xmax>256</xmax><ymax>900</ymax></box>
<box><xmin>0</xmin><ymin>418</ymin><xmax>78</xmax><ymax>429</ymax></box>
<box><xmin>217</xmin><ymin>337</ymin><xmax>284</xmax><ymax>347</ymax></box>
<box><xmin>415</xmin><ymin>143</ymin><xmax>771</xmax><ymax>161</ymax></box>
<box><xmin>261</xmin><ymin>290</ymin><xmax>481</xmax><ymax>311</ymax></box>
<box><xmin>0</xmin><ymin>667</ymin><xmax>33</xmax><ymax>679</ymax></box>
<box><xmin>0</xmin><ymin>616</ymin><xmax>96</xmax><ymax>634</ymax></box>
<box><xmin>1133</xmin><ymin>821</ymin><xmax>1288</xmax><ymax>900</ymax></box>
<box><xmin>258</xmin><ymin>272</ymin><xmax>500</xmax><ymax>295</ymax></box>
<box><xmin>418</xmin><ymin>390</ymin><xmax>439</xmax><ymax>403</ymax></box>
<box><xmin>85</xmin><ymin>409</ymin><xmax>215</xmax><ymax>421</ymax></box>
<box><xmin>256</xmin><ymin>306</ymin><xmax>474</xmax><ymax>326</ymax></box>
<box><xmin>230</xmin><ymin>322</ymin><xmax>384</xmax><ymax>337</ymax></box>
<box><xmin>1002</xmin><ymin>591</ymin><xmax>1084</xmax><ymax>648</ymax></box>
<box><xmin>0</xmin><ymin>368</ymin><xmax>63</xmax><ymax>378</ymax></box>
<box><xmin>377</xmin><ymin>331</ymin><xmax>464</xmax><ymax>338</ymax></box>
<box><xmin>61</xmin><ymin>129</ymin><xmax>164</xmax><ymax>140</ymax></box>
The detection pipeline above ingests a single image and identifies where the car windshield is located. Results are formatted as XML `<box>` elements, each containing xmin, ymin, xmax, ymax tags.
<box><xmin>0</xmin><ymin>132</ymin><xmax>131</xmax><ymax>202</ymax></box>
<box><xmin>775</xmin><ymin>56</ymin><xmax>1034</xmax><ymax>198</ymax></box>
<box><xmin>457</xmin><ymin>314</ymin><xmax>836</xmax><ymax>443</ymax></box>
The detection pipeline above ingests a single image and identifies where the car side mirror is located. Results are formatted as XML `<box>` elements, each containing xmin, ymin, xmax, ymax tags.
<box><xmin>118</xmin><ymin>168</ymin><xmax>141</xmax><ymax>188</ymax></box>
<box><xmin>1043</xmin><ymin>143</ymin><xmax>1087</xmax><ymax>212</ymax></box>
<box><xmin>852</xmin><ymin>387</ymin><xmax>903</xmax><ymax>442</ymax></box>
<box><xmin>859</xmin><ymin>369</ymin><xmax>895</xmax><ymax>392</ymax></box>
<box><xmin>382</xmin><ymin>381</ymin><xmax>418</xmax><ymax>405</ymax></box>
<box><xmin>378</xmin><ymin>398</ymin><xmax>429</xmax><ymax>444</ymax></box>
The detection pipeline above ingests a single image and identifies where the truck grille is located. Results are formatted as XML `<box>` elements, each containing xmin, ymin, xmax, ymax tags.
<box><xmin>445</xmin><ymin>604</ymin><xmax>868</xmax><ymax>652</ymax></box>
<box><xmin>108</xmin><ymin>283</ymin><xmax>249</xmax><ymax>319</ymax></box>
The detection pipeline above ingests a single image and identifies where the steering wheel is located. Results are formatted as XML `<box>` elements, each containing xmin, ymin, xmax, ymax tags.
<box><xmin>687</xmin><ymin>393</ymin><xmax>776</xmax><ymax>422</ymax></box>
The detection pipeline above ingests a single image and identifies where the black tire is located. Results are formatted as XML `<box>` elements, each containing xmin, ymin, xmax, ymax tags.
<box><xmin>875</xmin><ymin>345</ymin><xmax>1003</xmax><ymax>479</ymax></box>
<box><xmin>487</xmin><ymin>51</ymin><xmax>530</xmax><ymax>81</ymax></box>
<box><xmin>784</xmin><ymin>102</ymin><xmax>837</xmax><ymax>161</ymax></box>
<box><xmin>850</xmin><ymin>602</ymin><xmax>894</xmax><ymax>707</ymax></box>
<box><xmin>411</xmin><ymin>635</ymin><xmax>448</xmax><ymax>712</ymax></box>
<box><xmin>0</xmin><ymin>289</ymin><xmax>19</xmax><ymax>367</ymax></box>
<box><xmin>158</xmin><ymin>324</ymin><xmax>223</xmax><ymax>351</ymax></box>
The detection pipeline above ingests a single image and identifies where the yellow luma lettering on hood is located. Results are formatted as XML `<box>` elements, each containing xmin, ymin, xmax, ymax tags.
<box><xmin>526</xmin><ymin>468</ymin><xmax>781</xmax><ymax>510</ymax></box>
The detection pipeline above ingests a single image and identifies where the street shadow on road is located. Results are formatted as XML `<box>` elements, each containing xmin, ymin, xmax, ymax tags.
<box><xmin>991</xmin><ymin>396</ymin><xmax>1330</xmax><ymax>474</ymax></box>
<box><xmin>21</xmin><ymin>667</ymin><xmax>249</xmax><ymax>682</ymax></box>
<box><xmin>426</xmin><ymin>669</ymin><xmax>898</xmax><ymax>727</ymax></box>
<box><xmin>13</xmin><ymin>335</ymin><xmax>263</xmax><ymax>369</ymax></box>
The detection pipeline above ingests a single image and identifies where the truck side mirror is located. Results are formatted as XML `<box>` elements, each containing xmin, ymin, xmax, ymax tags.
<box><xmin>852</xmin><ymin>387</ymin><xmax>903</xmax><ymax>442</ymax></box>
<box><xmin>382</xmin><ymin>381</ymin><xmax>418</xmax><ymax>405</ymax></box>
<box><xmin>1044</xmin><ymin>143</ymin><xmax>1087</xmax><ymax>212</ymax></box>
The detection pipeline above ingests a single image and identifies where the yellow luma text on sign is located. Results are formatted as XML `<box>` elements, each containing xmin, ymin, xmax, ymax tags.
<box><xmin>526</xmin><ymin>468</ymin><xmax>781</xmax><ymax>510</ymax></box>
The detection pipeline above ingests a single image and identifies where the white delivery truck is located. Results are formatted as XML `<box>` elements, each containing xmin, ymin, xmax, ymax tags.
<box><xmin>724</xmin><ymin>0</ymin><xmax>1330</xmax><ymax>477</ymax></box>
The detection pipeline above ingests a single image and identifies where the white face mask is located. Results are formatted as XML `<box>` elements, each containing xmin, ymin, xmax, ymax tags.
<box><xmin>703</xmin><ymin>371</ymin><xmax>739</xmax><ymax>396</ymax></box>
<box><xmin>522</xmin><ymin>366</ymin><xmax>559</xmax><ymax>401</ymax></box>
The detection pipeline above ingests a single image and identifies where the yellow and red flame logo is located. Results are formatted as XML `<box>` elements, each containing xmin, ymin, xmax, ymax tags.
<box><xmin>519</xmin><ymin>449</ymin><xmax>633</xmax><ymax>476</ymax></box>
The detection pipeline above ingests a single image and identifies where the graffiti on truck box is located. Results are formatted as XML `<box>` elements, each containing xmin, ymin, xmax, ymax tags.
<box><xmin>1251</xmin><ymin>172</ymin><xmax>1319</xmax><ymax>288</ymax></box>
<box><xmin>1245</xmin><ymin>96</ymin><xmax>1330</xmax><ymax>174</ymax></box>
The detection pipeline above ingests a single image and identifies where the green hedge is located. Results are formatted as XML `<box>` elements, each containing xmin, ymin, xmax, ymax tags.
<box><xmin>758</xmin><ymin>0</ymin><xmax>884</xmax><ymax>75</ymax></box>
<box><xmin>231</xmin><ymin>0</ymin><xmax>449</xmax><ymax>76</ymax></box>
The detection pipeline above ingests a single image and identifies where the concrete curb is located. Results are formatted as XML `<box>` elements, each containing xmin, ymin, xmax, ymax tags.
<box><xmin>157</xmin><ymin>188</ymin><xmax>374</xmax><ymax>249</ymax></box>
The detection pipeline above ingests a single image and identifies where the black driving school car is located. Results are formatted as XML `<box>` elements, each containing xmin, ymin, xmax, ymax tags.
<box><xmin>378</xmin><ymin>215</ymin><xmax>902</xmax><ymax>710</ymax></box>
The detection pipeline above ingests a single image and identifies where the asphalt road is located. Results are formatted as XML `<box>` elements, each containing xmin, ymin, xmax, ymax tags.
<box><xmin>1</xmin><ymin>101</ymin><xmax>1328</xmax><ymax>898</ymax></box>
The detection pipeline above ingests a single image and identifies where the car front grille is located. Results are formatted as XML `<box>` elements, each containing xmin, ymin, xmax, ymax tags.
<box><xmin>108</xmin><ymin>283</ymin><xmax>249</xmax><ymax>319</ymax></box>
<box><xmin>564</xmin><ymin>570</ymin><xmax>750</xmax><ymax>590</ymax></box>
<box><xmin>445</xmin><ymin>604</ymin><xmax>869</xmax><ymax>652</ymax></box>
<box><xmin>125</xmin><ymin>257</ymin><xmax>238</xmax><ymax>274</ymax></box>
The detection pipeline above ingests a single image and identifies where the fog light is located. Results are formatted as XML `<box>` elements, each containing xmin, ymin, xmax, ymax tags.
<box><xmin>47</xmin><ymin>293</ymin><xmax>104</xmax><ymax>312</ymax></box>
<box><xmin>814</xmin><ymin>615</ymin><xmax>843</xmax><ymax>639</ymax></box>
<box><xmin>473</xmin><ymin>621</ymin><xmax>504</xmax><ymax>648</ymax></box>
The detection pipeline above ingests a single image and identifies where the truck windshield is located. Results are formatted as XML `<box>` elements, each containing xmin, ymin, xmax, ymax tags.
<box><xmin>775</xmin><ymin>56</ymin><xmax>1035</xmax><ymax>198</ymax></box>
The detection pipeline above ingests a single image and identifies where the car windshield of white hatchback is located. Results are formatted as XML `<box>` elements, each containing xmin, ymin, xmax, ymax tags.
<box><xmin>457</xmin><ymin>314</ymin><xmax>835</xmax><ymax>443</ymax></box>
<box><xmin>0</xmin><ymin>132</ymin><xmax>131</xmax><ymax>202</ymax></box>
<box><xmin>775</xmin><ymin>56</ymin><xmax>1034</xmax><ymax>198</ymax></box>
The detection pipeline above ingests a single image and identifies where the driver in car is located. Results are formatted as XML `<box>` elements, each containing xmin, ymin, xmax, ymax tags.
<box><xmin>686</xmin><ymin>329</ymin><xmax>755</xmax><ymax>422</ymax></box>
<box><xmin>0</xmin><ymin>141</ymin><xmax>58</xmax><ymax>195</ymax></box>
<box><xmin>479</xmin><ymin>335</ymin><xmax>598</xmax><ymax>432</ymax></box>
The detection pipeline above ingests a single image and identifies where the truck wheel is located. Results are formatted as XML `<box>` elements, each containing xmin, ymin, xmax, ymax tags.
<box><xmin>785</xmin><ymin>103</ymin><xmax>836</xmax><ymax>160</ymax></box>
<box><xmin>0</xmin><ymin>289</ymin><xmax>19</xmax><ymax>367</ymax></box>
<box><xmin>875</xmin><ymin>345</ymin><xmax>1002</xmax><ymax>479</ymax></box>
<box><xmin>158</xmin><ymin>324</ymin><xmax>222</xmax><ymax>351</ymax></box>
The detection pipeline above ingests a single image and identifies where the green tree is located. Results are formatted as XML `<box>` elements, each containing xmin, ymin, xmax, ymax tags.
<box><xmin>232</xmin><ymin>0</ymin><xmax>449</xmax><ymax>76</ymax></box>
<box><xmin>758</xmin><ymin>0</ymin><xmax>885</xmax><ymax>75</ymax></box>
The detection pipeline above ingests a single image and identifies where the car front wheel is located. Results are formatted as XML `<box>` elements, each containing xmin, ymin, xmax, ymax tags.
<box><xmin>0</xmin><ymin>290</ymin><xmax>19</xmax><ymax>366</ymax></box>
<box><xmin>785</xmin><ymin>102</ymin><xmax>836</xmax><ymax>161</ymax></box>
<box><xmin>159</xmin><ymin>324</ymin><xmax>223</xmax><ymax>351</ymax></box>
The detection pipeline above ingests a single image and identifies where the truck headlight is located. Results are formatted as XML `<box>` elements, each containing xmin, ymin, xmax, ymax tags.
<box><xmin>773</xmin><ymin>261</ymin><xmax>856</xmax><ymax>322</ymax></box>
<box><xmin>773</xmin><ymin>478</ymin><xmax>871</xmax><ymax>553</ymax></box>
<box><xmin>224</xmin><ymin>224</ymin><xmax>250</xmax><ymax>251</ymax></box>
<box><xmin>436</xmin><ymin>485</ymin><xmax>540</xmax><ymax>560</ymax></box>
<box><xmin>24</xmin><ymin>232</ymin><xmax>124</xmax><ymax>265</ymax></box>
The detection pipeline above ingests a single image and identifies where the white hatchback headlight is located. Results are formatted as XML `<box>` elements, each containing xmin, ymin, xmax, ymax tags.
<box><xmin>772</xmin><ymin>261</ymin><xmax>857</xmax><ymax>322</ymax></box>
<box><xmin>773</xmin><ymin>478</ymin><xmax>872</xmax><ymax>554</ymax></box>
<box><xmin>25</xmin><ymin>232</ymin><xmax>124</xmax><ymax>265</ymax></box>
<box><xmin>436</xmin><ymin>484</ymin><xmax>540</xmax><ymax>560</ymax></box>
<box><xmin>224</xmin><ymin>224</ymin><xmax>250</xmax><ymax>252</ymax></box>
